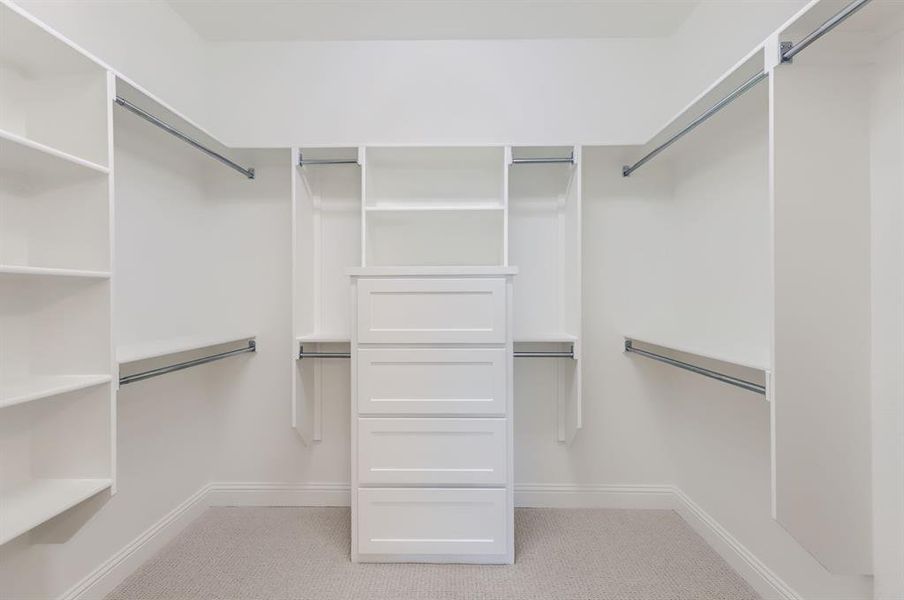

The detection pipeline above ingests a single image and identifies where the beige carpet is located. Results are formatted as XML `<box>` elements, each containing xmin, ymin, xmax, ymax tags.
<box><xmin>106</xmin><ymin>507</ymin><xmax>760</xmax><ymax>600</ymax></box>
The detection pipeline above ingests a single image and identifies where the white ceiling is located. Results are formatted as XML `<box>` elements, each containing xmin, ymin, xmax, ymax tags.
<box><xmin>166</xmin><ymin>1</ymin><xmax>700</xmax><ymax>42</ymax></box>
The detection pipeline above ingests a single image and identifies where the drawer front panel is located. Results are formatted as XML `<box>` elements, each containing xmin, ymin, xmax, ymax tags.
<box><xmin>356</xmin><ymin>278</ymin><xmax>507</xmax><ymax>344</ymax></box>
<box><xmin>357</xmin><ymin>348</ymin><xmax>507</xmax><ymax>415</ymax></box>
<box><xmin>357</xmin><ymin>488</ymin><xmax>507</xmax><ymax>556</ymax></box>
<box><xmin>358</xmin><ymin>418</ymin><xmax>506</xmax><ymax>485</ymax></box>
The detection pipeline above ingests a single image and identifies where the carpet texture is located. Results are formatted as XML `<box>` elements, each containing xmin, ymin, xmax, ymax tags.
<box><xmin>106</xmin><ymin>507</ymin><xmax>760</xmax><ymax>600</ymax></box>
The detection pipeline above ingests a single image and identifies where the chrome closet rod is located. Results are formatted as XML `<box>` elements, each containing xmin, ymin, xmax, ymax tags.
<box><xmin>297</xmin><ymin>349</ymin><xmax>575</xmax><ymax>359</ymax></box>
<box><xmin>624</xmin><ymin>339</ymin><xmax>765</xmax><ymax>395</ymax></box>
<box><xmin>299</xmin><ymin>347</ymin><xmax>351</xmax><ymax>359</ymax></box>
<box><xmin>114</xmin><ymin>97</ymin><xmax>255</xmax><ymax>179</ymax></box>
<box><xmin>298</xmin><ymin>155</ymin><xmax>359</xmax><ymax>166</ymax></box>
<box><xmin>622</xmin><ymin>70</ymin><xmax>768</xmax><ymax>177</ymax></box>
<box><xmin>512</xmin><ymin>155</ymin><xmax>575</xmax><ymax>165</ymax></box>
<box><xmin>515</xmin><ymin>350</ymin><xmax>575</xmax><ymax>359</ymax></box>
<box><xmin>120</xmin><ymin>340</ymin><xmax>257</xmax><ymax>386</ymax></box>
<box><xmin>782</xmin><ymin>0</ymin><xmax>873</xmax><ymax>62</ymax></box>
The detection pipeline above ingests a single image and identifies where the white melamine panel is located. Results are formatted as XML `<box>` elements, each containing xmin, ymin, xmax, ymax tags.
<box><xmin>357</xmin><ymin>487</ymin><xmax>508</xmax><ymax>559</ymax></box>
<box><xmin>0</xmin><ymin>478</ymin><xmax>111</xmax><ymax>545</ymax></box>
<box><xmin>356</xmin><ymin>278</ymin><xmax>507</xmax><ymax>344</ymax></box>
<box><xmin>358</xmin><ymin>418</ymin><xmax>506</xmax><ymax>485</ymax></box>
<box><xmin>770</xmin><ymin>25</ymin><xmax>885</xmax><ymax>574</ymax></box>
<box><xmin>357</xmin><ymin>348</ymin><xmax>506</xmax><ymax>415</ymax></box>
<box><xmin>0</xmin><ymin>4</ymin><xmax>108</xmax><ymax>166</ymax></box>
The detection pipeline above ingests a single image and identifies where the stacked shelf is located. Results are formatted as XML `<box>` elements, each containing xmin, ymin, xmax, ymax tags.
<box><xmin>0</xmin><ymin>2</ymin><xmax>115</xmax><ymax>545</ymax></box>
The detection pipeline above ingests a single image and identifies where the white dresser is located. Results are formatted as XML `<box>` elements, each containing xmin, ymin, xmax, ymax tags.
<box><xmin>349</xmin><ymin>267</ymin><xmax>517</xmax><ymax>564</ymax></box>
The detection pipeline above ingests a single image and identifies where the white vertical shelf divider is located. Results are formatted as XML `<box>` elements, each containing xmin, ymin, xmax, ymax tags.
<box><xmin>508</xmin><ymin>145</ymin><xmax>582</xmax><ymax>443</ymax></box>
<box><xmin>293</xmin><ymin>146</ymin><xmax>361</xmax><ymax>443</ymax></box>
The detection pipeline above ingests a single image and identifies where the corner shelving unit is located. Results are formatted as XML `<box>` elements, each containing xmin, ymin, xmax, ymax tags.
<box><xmin>0</xmin><ymin>2</ymin><xmax>115</xmax><ymax>545</ymax></box>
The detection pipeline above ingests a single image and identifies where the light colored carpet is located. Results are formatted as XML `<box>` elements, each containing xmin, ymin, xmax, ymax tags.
<box><xmin>106</xmin><ymin>507</ymin><xmax>760</xmax><ymax>600</ymax></box>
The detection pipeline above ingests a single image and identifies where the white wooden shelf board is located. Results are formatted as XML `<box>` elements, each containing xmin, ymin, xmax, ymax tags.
<box><xmin>0</xmin><ymin>265</ymin><xmax>111</xmax><ymax>279</ymax></box>
<box><xmin>0</xmin><ymin>478</ymin><xmax>112</xmax><ymax>545</ymax></box>
<box><xmin>514</xmin><ymin>333</ymin><xmax>578</xmax><ymax>343</ymax></box>
<box><xmin>625</xmin><ymin>335</ymin><xmax>769</xmax><ymax>372</ymax></box>
<box><xmin>297</xmin><ymin>334</ymin><xmax>351</xmax><ymax>343</ymax></box>
<box><xmin>117</xmin><ymin>333</ymin><xmax>256</xmax><ymax>364</ymax></box>
<box><xmin>365</xmin><ymin>204</ymin><xmax>504</xmax><ymax>212</ymax></box>
<box><xmin>348</xmin><ymin>266</ymin><xmax>517</xmax><ymax>277</ymax></box>
<box><xmin>0</xmin><ymin>128</ymin><xmax>109</xmax><ymax>180</ymax></box>
<box><xmin>0</xmin><ymin>374</ymin><xmax>111</xmax><ymax>410</ymax></box>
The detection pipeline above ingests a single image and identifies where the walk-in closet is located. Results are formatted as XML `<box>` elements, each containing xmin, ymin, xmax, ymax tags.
<box><xmin>1</xmin><ymin>0</ymin><xmax>901</xmax><ymax>599</ymax></box>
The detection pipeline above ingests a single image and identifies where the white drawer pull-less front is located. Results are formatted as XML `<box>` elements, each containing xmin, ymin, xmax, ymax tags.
<box><xmin>357</xmin><ymin>348</ymin><xmax>506</xmax><ymax>415</ymax></box>
<box><xmin>358</xmin><ymin>418</ymin><xmax>506</xmax><ymax>485</ymax></box>
<box><xmin>357</xmin><ymin>488</ymin><xmax>508</xmax><ymax>558</ymax></box>
<box><xmin>356</xmin><ymin>278</ymin><xmax>507</xmax><ymax>344</ymax></box>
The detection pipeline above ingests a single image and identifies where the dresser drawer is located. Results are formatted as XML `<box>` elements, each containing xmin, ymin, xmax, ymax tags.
<box><xmin>358</xmin><ymin>418</ymin><xmax>506</xmax><ymax>485</ymax></box>
<box><xmin>357</xmin><ymin>348</ymin><xmax>507</xmax><ymax>415</ymax></box>
<box><xmin>356</xmin><ymin>278</ymin><xmax>507</xmax><ymax>344</ymax></box>
<box><xmin>357</xmin><ymin>488</ymin><xmax>508</xmax><ymax>558</ymax></box>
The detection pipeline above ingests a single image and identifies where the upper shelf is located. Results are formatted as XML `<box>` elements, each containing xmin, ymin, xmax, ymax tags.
<box><xmin>0</xmin><ymin>265</ymin><xmax>111</xmax><ymax>280</ymax></box>
<box><xmin>0</xmin><ymin>2</ymin><xmax>101</xmax><ymax>79</ymax></box>
<box><xmin>117</xmin><ymin>333</ymin><xmax>256</xmax><ymax>364</ymax></box>
<box><xmin>348</xmin><ymin>266</ymin><xmax>518</xmax><ymax>277</ymax></box>
<box><xmin>0</xmin><ymin>128</ymin><xmax>109</xmax><ymax>182</ymax></box>
<box><xmin>0</xmin><ymin>374</ymin><xmax>112</xmax><ymax>410</ymax></box>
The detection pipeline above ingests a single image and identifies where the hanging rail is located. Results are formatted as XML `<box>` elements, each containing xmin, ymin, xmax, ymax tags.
<box><xmin>114</xmin><ymin>97</ymin><xmax>255</xmax><ymax>179</ymax></box>
<box><xmin>299</xmin><ymin>152</ymin><xmax>359</xmax><ymax>167</ymax></box>
<box><xmin>622</xmin><ymin>70</ymin><xmax>767</xmax><ymax>177</ymax></box>
<box><xmin>298</xmin><ymin>345</ymin><xmax>574</xmax><ymax>359</ymax></box>
<box><xmin>512</xmin><ymin>151</ymin><xmax>575</xmax><ymax>165</ymax></box>
<box><xmin>624</xmin><ymin>339</ymin><xmax>765</xmax><ymax>395</ymax></box>
<box><xmin>782</xmin><ymin>0</ymin><xmax>873</xmax><ymax>62</ymax></box>
<box><xmin>120</xmin><ymin>340</ymin><xmax>256</xmax><ymax>385</ymax></box>
<box><xmin>622</xmin><ymin>0</ymin><xmax>872</xmax><ymax>177</ymax></box>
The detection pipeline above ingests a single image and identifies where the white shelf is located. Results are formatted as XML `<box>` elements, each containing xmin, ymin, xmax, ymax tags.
<box><xmin>348</xmin><ymin>266</ymin><xmax>517</xmax><ymax>277</ymax></box>
<box><xmin>0</xmin><ymin>128</ymin><xmax>109</xmax><ymax>181</ymax></box>
<box><xmin>117</xmin><ymin>333</ymin><xmax>256</xmax><ymax>364</ymax></box>
<box><xmin>0</xmin><ymin>375</ymin><xmax>111</xmax><ymax>410</ymax></box>
<box><xmin>365</xmin><ymin>203</ymin><xmax>504</xmax><ymax>212</ymax></box>
<box><xmin>297</xmin><ymin>334</ymin><xmax>351</xmax><ymax>343</ymax></box>
<box><xmin>514</xmin><ymin>333</ymin><xmax>578</xmax><ymax>343</ymax></box>
<box><xmin>0</xmin><ymin>478</ymin><xmax>112</xmax><ymax>545</ymax></box>
<box><xmin>625</xmin><ymin>335</ymin><xmax>769</xmax><ymax>372</ymax></box>
<box><xmin>0</xmin><ymin>265</ymin><xmax>111</xmax><ymax>279</ymax></box>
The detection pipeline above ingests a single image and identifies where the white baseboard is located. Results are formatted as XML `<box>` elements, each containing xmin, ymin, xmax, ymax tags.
<box><xmin>60</xmin><ymin>485</ymin><xmax>211</xmax><ymax>600</ymax></box>
<box><xmin>60</xmin><ymin>481</ymin><xmax>800</xmax><ymax>600</ymax></box>
<box><xmin>670</xmin><ymin>487</ymin><xmax>802</xmax><ymax>600</ymax></box>
<box><xmin>514</xmin><ymin>483</ymin><xmax>675</xmax><ymax>509</ymax></box>
<box><xmin>207</xmin><ymin>482</ymin><xmax>350</xmax><ymax>507</ymax></box>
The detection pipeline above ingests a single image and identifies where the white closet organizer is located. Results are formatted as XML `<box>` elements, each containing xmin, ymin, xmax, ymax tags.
<box><xmin>771</xmin><ymin>0</ymin><xmax>901</xmax><ymax>575</ymax></box>
<box><xmin>613</xmin><ymin>0</ymin><xmax>902</xmax><ymax>576</ymax></box>
<box><xmin>0</xmin><ymin>3</ymin><xmax>115</xmax><ymax>545</ymax></box>
<box><xmin>293</xmin><ymin>145</ymin><xmax>582</xmax><ymax>445</ymax></box>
